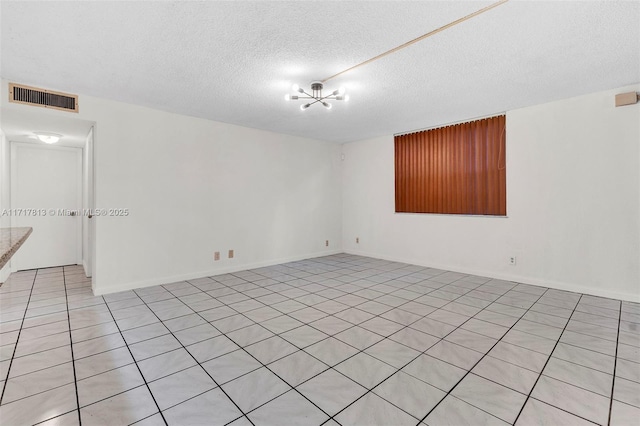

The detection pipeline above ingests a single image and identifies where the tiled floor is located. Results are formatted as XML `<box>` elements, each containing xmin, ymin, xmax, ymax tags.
<box><xmin>0</xmin><ymin>254</ymin><xmax>639</xmax><ymax>426</ymax></box>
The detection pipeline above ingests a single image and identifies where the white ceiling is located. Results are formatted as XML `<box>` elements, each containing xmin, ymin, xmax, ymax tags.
<box><xmin>1</xmin><ymin>108</ymin><xmax>94</xmax><ymax>148</ymax></box>
<box><xmin>1</xmin><ymin>1</ymin><xmax>638</xmax><ymax>143</ymax></box>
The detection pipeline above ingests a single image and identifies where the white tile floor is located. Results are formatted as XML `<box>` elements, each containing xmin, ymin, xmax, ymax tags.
<box><xmin>0</xmin><ymin>254</ymin><xmax>639</xmax><ymax>425</ymax></box>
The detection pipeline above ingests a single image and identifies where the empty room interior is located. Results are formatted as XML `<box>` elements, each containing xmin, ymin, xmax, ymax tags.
<box><xmin>1</xmin><ymin>1</ymin><xmax>639</xmax><ymax>425</ymax></box>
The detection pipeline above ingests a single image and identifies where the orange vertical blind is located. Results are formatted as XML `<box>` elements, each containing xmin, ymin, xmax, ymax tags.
<box><xmin>395</xmin><ymin>115</ymin><xmax>506</xmax><ymax>216</ymax></box>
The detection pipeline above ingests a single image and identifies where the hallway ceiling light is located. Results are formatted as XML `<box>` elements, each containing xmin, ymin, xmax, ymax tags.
<box><xmin>285</xmin><ymin>81</ymin><xmax>348</xmax><ymax>111</ymax></box>
<box><xmin>34</xmin><ymin>132</ymin><xmax>62</xmax><ymax>144</ymax></box>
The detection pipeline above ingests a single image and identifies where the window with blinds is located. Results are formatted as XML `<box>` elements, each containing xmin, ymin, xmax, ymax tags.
<box><xmin>395</xmin><ymin>115</ymin><xmax>506</xmax><ymax>216</ymax></box>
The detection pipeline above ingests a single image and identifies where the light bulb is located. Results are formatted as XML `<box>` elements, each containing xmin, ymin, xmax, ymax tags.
<box><xmin>344</xmin><ymin>95</ymin><xmax>350</xmax><ymax>102</ymax></box>
<box><xmin>284</xmin><ymin>94</ymin><xmax>291</xmax><ymax>101</ymax></box>
<box><xmin>40</xmin><ymin>135</ymin><xmax>59</xmax><ymax>144</ymax></box>
<box><xmin>292</xmin><ymin>84</ymin><xmax>299</xmax><ymax>92</ymax></box>
<box><xmin>338</xmin><ymin>86</ymin><xmax>346</xmax><ymax>95</ymax></box>
<box><xmin>322</xmin><ymin>102</ymin><xmax>332</xmax><ymax>109</ymax></box>
<box><xmin>35</xmin><ymin>132</ymin><xmax>62</xmax><ymax>144</ymax></box>
<box><xmin>300</xmin><ymin>103</ymin><xmax>310</xmax><ymax>111</ymax></box>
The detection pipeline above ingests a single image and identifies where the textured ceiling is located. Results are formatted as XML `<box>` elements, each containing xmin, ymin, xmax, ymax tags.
<box><xmin>1</xmin><ymin>1</ymin><xmax>638</xmax><ymax>143</ymax></box>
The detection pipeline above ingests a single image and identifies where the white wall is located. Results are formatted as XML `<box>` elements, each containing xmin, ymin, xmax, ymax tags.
<box><xmin>0</xmin><ymin>129</ymin><xmax>11</xmax><ymax>282</ymax></box>
<box><xmin>342</xmin><ymin>85</ymin><xmax>640</xmax><ymax>302</ymax></box>
<box><xmin>1</xmin><ymin>80</ymin><xmax>343</xmax><ymax>294</ymax></box>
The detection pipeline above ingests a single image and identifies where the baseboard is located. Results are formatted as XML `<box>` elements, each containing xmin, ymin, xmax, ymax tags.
<box><xmin>344</xmin><ymin>249</ymin><xmax>640</xmax><ymax>303</ymax></box>
<box><xmin>92</xmin><ymin>249</ymin><xmax>342</xmax><ymax>296</ymax></box>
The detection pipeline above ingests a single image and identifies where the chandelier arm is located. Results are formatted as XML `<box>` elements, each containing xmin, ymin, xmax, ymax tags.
<box><xmin>318</xmin><ymin>94</ymin><xmax>338</xmax><ymax>101</ymax></box>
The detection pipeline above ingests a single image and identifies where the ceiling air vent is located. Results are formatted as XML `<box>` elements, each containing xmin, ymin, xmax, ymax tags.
<box><xmin>9</xmin><ymin>83</ymin><xmax>79</xmax><ymax>113</ymax></box>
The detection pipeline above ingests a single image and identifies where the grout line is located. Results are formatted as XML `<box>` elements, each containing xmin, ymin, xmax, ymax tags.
<box><xmin>327</xmin><ymin>298</ymin><xmax>521</xmax><ymax>423</ymax></box>
<box><xmin>527</xmin><ymin>397</ymin><xmax>601</xmax><ymax>425</ymax></box>
<box><xmin>0</xmin><ymin>361</ymin><xmax>127</xmax><ymax>406</ymax></box>
<box><xmin>5</xmin><ymin>330</ymin><xmax>70</xmax><ymax>359</ymax></box>
<box><xmin>128</xmin><ymin>288</ymin><xmax>258</xmax><ymax>426</ymax></box>
<box><xmin>0</xmin><ymin>269</ymin><xmax>38</xmax><ymax>405</ymax></box>
<box><xmin>100</xmin><ymin>294</ymin><xmax>169</xmax><ymax>425</ymax></box>
<box><xmin>0</xmin><ymin>360</ymin><xmax>70</xmax><ymax>383</ymax></box>
<box><xmin>607</xmin><ymin>300</ymin><xmax>622</xmax><ymax>426</ymax></box>
<box><xmin>511</xmin><ymin>294</ymin><xmax>584</xmax><ymax>424</ymax></box>
<box><xmin>129</xmin><ymin>412</ymin><xmax>168</xmax><ymax>426</ymax></box>
<box><xmin>62</xmin><ymin>266</ymin><xmax>83</xmax><ymax>425</ymax></box>
<box><xmin>408</xmin><ymin>285</ymin><xmax>547</xmax><ymax>425</ymax></box>
<box><xmin>0</xmin><ymin>290</ymin><xmax>92</xmax><ymax>403</ymax></box>
<box><xmin>151</xmin><ymin>284</ymin><xmax>336</xmax><ymax>422</ymax></box>
<box><xmin>32</xmin><ymin>409</ymin><xmax>79</xmax><ymax>425</ymax></box>
<box><xmin>465</xmin><ymin>374</ymin><xmax>601</xmax><ymax>425</ymax></box>
<box><xmin>68</xmin><ymin>383</ymin><xmax>150</xmax><ymax>417</ymax></box>
<box><xmin>522</xmin><ymin>348</ymin><xmax>614</xmax><ymax>376</ymax></box>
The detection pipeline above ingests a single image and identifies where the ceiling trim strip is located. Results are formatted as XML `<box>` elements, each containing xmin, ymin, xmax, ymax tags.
<box><xmin>322</xmin><ymin>0</ymin><xmax>510</xmax><ymax>83</ymax></box>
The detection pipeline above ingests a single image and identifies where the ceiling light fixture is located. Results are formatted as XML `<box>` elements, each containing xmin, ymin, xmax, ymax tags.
<box><xmin>285</xmin><ymin>81</ymin><xmax>349</xmax><ymax>111</ymax></box>
<box><xmin>34</xmin><ymin>132</ymin><xmax>62</xmax><ymax>144</ymax></box>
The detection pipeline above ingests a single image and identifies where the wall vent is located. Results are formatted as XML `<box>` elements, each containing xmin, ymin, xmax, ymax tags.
<box><xmin>9</xmin><ymin>83</ymin><xmax>79</xmax><ymax>113</ymax></box>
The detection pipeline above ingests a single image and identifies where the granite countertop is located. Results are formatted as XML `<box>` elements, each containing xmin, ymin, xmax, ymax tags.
<box><xmin>0</xmin><ymin>227</ymin><xmax>33</xmax><ymax>270</ymax></box>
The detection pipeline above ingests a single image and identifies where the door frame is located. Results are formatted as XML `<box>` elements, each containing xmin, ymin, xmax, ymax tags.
<box><xmin>10</xmin><ymin>142</ymin><xmax>83</xmax><ymax>271</ymax></box>
<box><xmin>83</xmin><ymin>127</ymin><xmax>95</xmax><ymax>277</ymax></box>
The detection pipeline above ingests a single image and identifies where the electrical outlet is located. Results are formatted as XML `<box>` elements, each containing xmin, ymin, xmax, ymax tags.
<box><xmin>356</xmin><ymin>237</ymin><xmax>359</xmax><ymax>244</ymax></box>
<box><xmin>228</xmin><ymin>249</ymin><xmax>234</xmax><ymax>259</ymax></box>
<box><xmin>214</xmin><ymin>252</ymin><xmax>220</xmax><ymax>261</ymax></box>
<box><xmin>509</xmin><ymin>256</ymin><xmax>517</xmax><ymax>266</ymax></box>
<box><xmin>325</xmin><ymin>240</ymin><xmax>329</xmax><ymax>247</ymax></box>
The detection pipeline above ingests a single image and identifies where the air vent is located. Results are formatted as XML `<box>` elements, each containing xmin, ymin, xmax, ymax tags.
<box><xmin>9</xmin><ymin>83</ymin><xmax>79</xmax><ymax>113</ymax></box>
